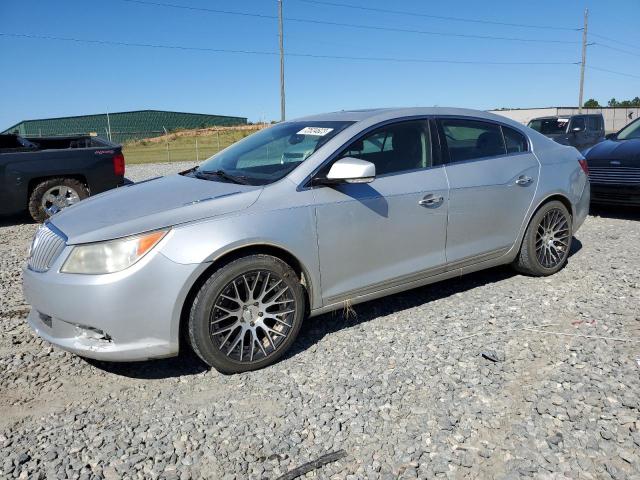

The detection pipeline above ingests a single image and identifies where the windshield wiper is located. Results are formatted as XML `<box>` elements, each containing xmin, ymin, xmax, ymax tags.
<box><xmin>195</xmin><ymin>169</ymin><xmax>251</xmax><ymax>185</ymax></box>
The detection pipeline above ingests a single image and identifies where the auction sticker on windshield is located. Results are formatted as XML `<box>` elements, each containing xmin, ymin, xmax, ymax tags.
<box><xmin>297</xmin><ymin>127</ymin><xmax>334</xmax><ymax>136</ymax></box>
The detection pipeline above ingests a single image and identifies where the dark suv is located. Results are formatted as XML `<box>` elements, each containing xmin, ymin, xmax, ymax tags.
<box><xmin>528</xmin><ymin>114</ymin><xmax>605</xmax><ymax>152</ymax></box>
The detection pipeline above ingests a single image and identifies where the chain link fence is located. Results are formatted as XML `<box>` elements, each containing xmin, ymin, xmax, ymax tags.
<box><xmin>120</xmin><ymin>125</ymin><xmax>269</xmax><ymax>164</ymax></box>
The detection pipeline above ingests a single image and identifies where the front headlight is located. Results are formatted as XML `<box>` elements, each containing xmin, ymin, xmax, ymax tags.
<box><xmin>61</xmin><ymin>229</ymin><xmax>168</xmax><ymax>274</ymax></box>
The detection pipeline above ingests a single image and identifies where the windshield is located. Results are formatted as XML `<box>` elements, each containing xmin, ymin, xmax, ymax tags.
<box><xmin>527</xmin><ymin>118</ymin><xmax>569</xmax><ymax>135</ymax></box>
<box><xmin>617</xmin><ymin>119</ymin><xmax>640</xmax><ymax>140</ymax></box>
<box><xmin>195</xmin><ymin>121</ymin><xmax>353</xmax><ymax>185</ymax></box>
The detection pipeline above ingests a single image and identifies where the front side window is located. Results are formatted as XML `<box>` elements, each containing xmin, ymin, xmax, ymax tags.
<box><xmin>570</xmin><ymin>117</ymin><xmax>586</xmax><ymax>131</ymax></box>
<box><xmin>338</xmin><ymin>120</ymin><xmax>431</xmax><ymax>176</ymax></box>
<box><xmin>503</xmin><ymin>126</ymin><xmax>528</xmax><ymax>154</ymax></box>
<box><xmin>195</xmin><ymin>121</ymin><xmax>353</xmax><ymax>185</ymax></box>
<box><xmin>440</xmin><ymin>119</ymin><xmax>505</xmax><ymax>162</ymax></box>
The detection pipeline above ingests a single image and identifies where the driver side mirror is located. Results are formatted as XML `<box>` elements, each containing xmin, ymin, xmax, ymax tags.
<box><xmin>605</xmin><ymin>132</ymin><xmax>617</xmax><ymax>140</ymax></box>
<box><xmin>315</xmin><ymin>157</ymin><xmax>376</xmax><ymax>185</ymax></box>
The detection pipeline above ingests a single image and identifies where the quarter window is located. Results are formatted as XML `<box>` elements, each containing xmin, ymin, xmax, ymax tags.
<box><xmin>440</xmin><ymin>119</ymin><xmax>505</xmax><ymax>162</ymax></box>
<box><xmin>339</xmin><ymin>120</ymin><xmax>431</xmax><ymax>176</ymax></box>
<box><xmin>502</xmin><ymin>126</ymin><xmax>528</xmax><ymax>153</ymax></box>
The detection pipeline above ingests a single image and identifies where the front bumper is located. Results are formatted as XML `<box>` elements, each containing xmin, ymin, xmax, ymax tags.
<box><xmin>590</xmin><ymin>184</ymin><xmax>640</xmax><ymax>206</ymax></box>
<box><xmin>23</xmin><ymin>246</ymin><xmax>203</xmax><ymax>362</ymax></box>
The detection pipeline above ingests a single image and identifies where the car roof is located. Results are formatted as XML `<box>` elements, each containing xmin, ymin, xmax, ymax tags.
<box><xmin>530</xmin><ymin>114</ymin><xmax>602</xmax><ymax>121</ymax></box>
<box><xmin>292</xmin><ymin>107</ymin><xmax>525</xmax><ymax>125</ymax></box>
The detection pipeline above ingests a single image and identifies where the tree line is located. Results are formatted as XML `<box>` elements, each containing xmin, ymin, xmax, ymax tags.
<box><xmin>584</xmin><ymin>97</ymin><xmax>640</xmax><ymax>108</ymax></box>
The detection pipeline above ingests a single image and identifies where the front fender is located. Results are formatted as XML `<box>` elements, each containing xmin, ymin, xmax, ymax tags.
<box><xmin>161</xmin><ymin>207</ymin><xmax>322</xmax><ymax>309</ymax></box>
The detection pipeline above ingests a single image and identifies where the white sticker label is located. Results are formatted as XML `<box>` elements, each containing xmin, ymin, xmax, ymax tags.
<box><xmin>297</xmin><ymin>127</ymin><xmax>334</xmax><ymax>136</ymax></box>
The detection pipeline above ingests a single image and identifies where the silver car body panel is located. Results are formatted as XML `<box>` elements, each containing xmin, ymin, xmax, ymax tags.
<box><xmin>23</xmin><ymin>107</ymin><xmax>590</xmax><ymax>361</ymax></box>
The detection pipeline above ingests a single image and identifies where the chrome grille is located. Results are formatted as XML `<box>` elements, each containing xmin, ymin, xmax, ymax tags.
<box><xmin>28</xmin><ymin>224</ymin><xmax>66</xmax><ymax>272</ymax></box>
<box><xmin>588</xmin><ymin>166</ymin><xmax>640</xmax><ymax>186</ymax></box>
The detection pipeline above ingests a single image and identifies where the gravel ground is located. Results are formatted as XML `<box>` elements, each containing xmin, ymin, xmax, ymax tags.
<box><xmin>1</xmin><ymin>163</ymin><xmax>639</xmax><ymax>479</ymax></box>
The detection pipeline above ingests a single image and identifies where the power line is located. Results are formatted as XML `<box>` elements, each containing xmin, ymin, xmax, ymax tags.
<box><xmin>0</xmin><ymin>32</ymin><xmax>579</xmax><ymax>65</ymax></box>
<box><xmin>121</xmin><ymin>0</ymin><xmax>277</xmax><ymax>20</ymax></box>
<box><xmin>294</xmin><ymin>0</ymin><xmax>580</xmax><ymax>31</ymax></box>
<box><xmin>119</xmin><ymin>0</ymin><xmax>579</xmax><ymax>45</ymax></box>
<box><xmin>594</xmin><ymin>42</ymin><xmax>640</xmax><ymax>58</ymax></box>
<box><xmin>586</xmin><ymin>65</ymin><xmax>640</xmax><ymax>79</ymax></box>
<box><xmin>590</xmin><ymin>32</ymin><xmax>640</xmax><ymax>51</ymax></box>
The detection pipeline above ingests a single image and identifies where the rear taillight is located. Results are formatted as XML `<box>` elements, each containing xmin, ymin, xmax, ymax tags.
<box><xmin>113</xmin><ymin>152</ymin><xmax>125</xmax><ymax>176</ymax></box>
<box><xmin>578</xmin><ymin>158</ymin><xmax>589</xmax><ymax>176</ymax></box>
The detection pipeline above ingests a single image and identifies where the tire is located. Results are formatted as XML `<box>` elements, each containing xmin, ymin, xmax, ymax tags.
<box><xmin>188</xmin><ymin>255</ymin><xmax>306</xmax><ymax>374</ymax></box>
<box><xmin>28</xmin><ymin>178</ymin><xmax>89</xmax><ymax>222</ymax></box>
<box><xmin>514</xmin><ymin>200</ymin><xmax>573</xmax><ymax>276</ymax></box>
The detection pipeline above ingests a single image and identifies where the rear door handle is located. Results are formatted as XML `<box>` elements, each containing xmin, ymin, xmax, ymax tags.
<box><xmin>515</xmin><ymin>175</ymin><xmax>533</xmax><ymax>186</ymax></box>
<box><xmin>418</xmin><ymin>194</ymin><xmax>444</xmax><ymax>207</ymax></box>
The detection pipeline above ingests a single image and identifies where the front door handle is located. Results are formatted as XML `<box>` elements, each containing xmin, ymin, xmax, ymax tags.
<box><xmin>418</xmin><ymin>194</ymin><xmax>444</xmax><ymax>207</ymax></box>
<box><xmin>515</xmin><ymin>175</ymin><xmax>533</xmax><ymax>186</ymax></box>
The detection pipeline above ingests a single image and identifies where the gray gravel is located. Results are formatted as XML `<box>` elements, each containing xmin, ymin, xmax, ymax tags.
<box><xmin>1</xmin><ymin>164</ymin><xmax>639</xmax><ymax>479</ymax></box>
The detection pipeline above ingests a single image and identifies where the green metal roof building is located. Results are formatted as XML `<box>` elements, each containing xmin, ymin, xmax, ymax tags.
<box><xmin>2</xmin><ymin>110</ymin><xmax>248</xmax><ymax>143</ymax></box>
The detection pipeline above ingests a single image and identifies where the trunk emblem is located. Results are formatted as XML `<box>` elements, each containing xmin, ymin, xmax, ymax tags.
<box><xmin>610</xmin><ymin>160</ymin><xmax>621</xmax><ymax>165</ymax></box>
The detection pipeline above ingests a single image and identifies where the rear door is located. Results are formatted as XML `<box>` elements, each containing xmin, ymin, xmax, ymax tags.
<box><xmin>437</xmin><ymin>117</ymin><xmax>539</xmax><ymax>265</ymax></box>
<box><xmin>312</xmin><ymin>119</ymin><xmax>449</xmax><ymax>305</ymax></box>
<box><xmin>585</xmin><ymin>116</ymin><xmax>604</xmax><ymax>148</ymax></box>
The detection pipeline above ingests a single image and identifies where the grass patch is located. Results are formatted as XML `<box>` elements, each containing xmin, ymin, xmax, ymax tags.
<box><xmin>122</xmin><ymin>126</ymin><xmax>263</xmax><ymax>164</ymax></box>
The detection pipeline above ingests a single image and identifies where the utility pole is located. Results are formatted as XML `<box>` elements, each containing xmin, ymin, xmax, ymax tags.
<box><xmin>106</xmin><ymin>110</ymin><xmax>112</xmax><ymax>142</ymax></box>
<box><xmin>578</xmin><ymin>8</ymin><xmax>589</xmax><ymax>113</ymax></box>
<box><xmin>278</xmin><ymin>0</ymin><xmax>286</xmax><ymax>122</ymax></box>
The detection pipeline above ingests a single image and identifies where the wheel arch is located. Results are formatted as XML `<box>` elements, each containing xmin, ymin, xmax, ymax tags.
<box><xmin>531</xmin><ymin>193</ymin><xmax>574</xmax><ymax>220</ymax></box>
<box><xmin>28</xmin><ymin>174</ymin><xmax>89</xmax><ymax>197</ymax></box>
<box><xmin>513</xmin><ymin>192</ymin><xmax>573</xmax><ymax>259</ymax></box>
<box><xmin>177</xmin><ymin>243</ymin><xmax>313</xmax><ymax>352</ymax></box>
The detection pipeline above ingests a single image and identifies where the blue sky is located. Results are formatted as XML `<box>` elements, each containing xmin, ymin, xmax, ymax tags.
<box><xmin>1</xmin><ymin>0</ymin><xmax>638</xmax><ymax>129</ymax></box>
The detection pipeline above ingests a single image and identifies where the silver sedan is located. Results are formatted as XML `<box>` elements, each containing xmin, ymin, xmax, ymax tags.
<box><xmin>23</xmin><ymin>108</ymin><xmax>590</xmax><ymax>373</ymax></box>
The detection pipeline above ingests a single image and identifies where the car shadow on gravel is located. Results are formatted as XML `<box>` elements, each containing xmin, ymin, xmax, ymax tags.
<box><xmin>83</xmin><ymin>348</ymin><xmax>209</xmax><ymax>379</ymax></box>
<box><xmin>285</xmin><ymin>237</ymin><xmax>583</xmax><ymax>362</ymax></box>
<box><xmin>590</xmin><ymin>205</ymin><xmax>640</xmax><ymax>221</ymax></box>
<box><xmin>84</xmin><ymin>238</ymin><xmax>583</xmax><ymax>379</ymax></box>
<box><xmin>0</xmin><ymin>212</ymin><xmax>35</xmax><ymax>227</ymax></box>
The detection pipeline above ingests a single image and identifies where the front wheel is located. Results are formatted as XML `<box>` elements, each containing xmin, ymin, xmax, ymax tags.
<box><xmin>187</xmin><ymin>255</ymin><xmax>306</xmax><ymax>374</ymax></box>
<box><xmin>28</xmin><ymin>178</ymin><xmax>89</xmax><ymax>222</ymax></box>
<box><xmin>514</xmin><ymin>200</ymin><xmax>573</xmax><ymax>276</ymax></box>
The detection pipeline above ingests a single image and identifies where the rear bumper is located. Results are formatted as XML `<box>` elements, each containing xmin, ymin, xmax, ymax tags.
<box><xmin>590</xmin><ymin>184</ymin><xmax>640</xmax><ymax>206</ymax></box>
<box><xmin>23</xmin><ymin>247</ymin><xmax>203</xmax><ymax>362</ymax></box>
<box><xmin>573</xmin><ymin>180</ymin><xmax>590</xmax><ymax>233</ymax></box>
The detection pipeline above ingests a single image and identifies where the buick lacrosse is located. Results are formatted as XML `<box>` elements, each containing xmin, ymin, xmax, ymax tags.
<box><xmin>23</xmin><ymin>108</ymin><xmax>590</xmax><ymax>373</ymax></box>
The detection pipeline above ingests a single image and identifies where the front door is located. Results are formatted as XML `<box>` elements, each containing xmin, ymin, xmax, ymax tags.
<box><xmin>437</xmin><ymin>117</ymin><xmax>539</xmax><ymax>264</ymax></box>
<box><xmin>312</xmin><ymin>119</ymin><xmax>449</xmax><ymax>305</ymax></box>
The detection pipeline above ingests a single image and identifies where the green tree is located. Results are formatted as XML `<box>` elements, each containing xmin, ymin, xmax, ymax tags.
<box><xmin>608</xmin><ymin>98</ymin><xmax>619</xmax><ymax>107</ymax></box>
<box><xmin>583</xmin><ymin>98</ymin><xmax>600</xmax><ymax>108</ymax></box>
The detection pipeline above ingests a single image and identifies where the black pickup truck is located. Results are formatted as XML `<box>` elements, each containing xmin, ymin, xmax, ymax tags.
<box><xmin>0</xmin><ymin>134</ymin><xmax>125</xmax><ymax>221</ymax></box>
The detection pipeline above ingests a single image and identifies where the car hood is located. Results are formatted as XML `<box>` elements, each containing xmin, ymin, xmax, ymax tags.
<box><xmin>50</xmin><ymin>174</ymin><xmax>262</xmax><ymax>244</ymax></box>
<box><xmin>584</xmin><ymin>138</ymin><xmax>640</xmax><ymax>162</ymax></box>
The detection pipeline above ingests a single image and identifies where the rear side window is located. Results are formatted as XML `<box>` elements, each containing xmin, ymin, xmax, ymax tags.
<box><xmin>502</xmin><ymin>126</ymin><xmax>528</xmax><ymax>153</ymax></box>
<box><xmin>587</xmin><ymin>116</ymin><xmax>602</xmax><ymax>131</ymax></box>
<box><xmin>440</xmin><ymin>119</ymin><xmax>505</xmax><ymax>162</ymax></box>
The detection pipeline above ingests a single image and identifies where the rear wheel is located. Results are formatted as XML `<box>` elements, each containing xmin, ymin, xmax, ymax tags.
<box><xmin>514</xmin><ymin>200</ymin><xmax>573</xmax><ymax>276</ymax></box>
<box><xmin>28</xmin><ymin>178</ymin><xmax>89</xmax><ymax>222</ymax></box>
<box><xmin>187</xmin><ymin>255</ymin><xmax>306</xmax><ymax>374</ymax></box>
